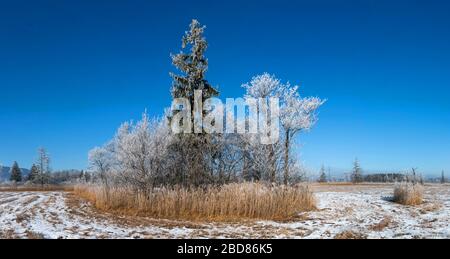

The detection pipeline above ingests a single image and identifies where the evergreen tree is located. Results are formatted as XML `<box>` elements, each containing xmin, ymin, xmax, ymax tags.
<box><xmin>170</xmin><ymin>19</ymin><xmax>219</xmax><ymax>108</ymax></box>
<box><xmin>28</xmin><ymin>164</ymin><xmax>39</xmax><ymax>182</ymax></box>
<box><xmin>168</xmin><ymin>20</ymin><xmax>220</xmax><ymax>186</ymax></box>
<box><xmin>10</xmin><ymin>161</ymin><xmax>22</xmax><ymax>182</ymax></box>
<box><xmin>351</xmin><ymin>158</ymin><xmax>363</xmax><ymax>184</ymax></box>
<box><xmin>318</xmin><ymin>165</ymin><xmax>327</xmax><ymax>183</ymax></box>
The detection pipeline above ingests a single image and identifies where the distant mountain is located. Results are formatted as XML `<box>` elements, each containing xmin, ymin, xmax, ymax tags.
<box><xmin>0</xmin><ymin>166</ymin><xmax>30</xmax><ymax>182</ymax></box>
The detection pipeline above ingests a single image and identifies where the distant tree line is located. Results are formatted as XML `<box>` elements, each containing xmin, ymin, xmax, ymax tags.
<box><xmin>316</xmin><ymin>160</ymin><xmax>445</xmax><ymax>184</ymax></box>
<box><xmin>2</xmin><ymin>147</ymin><xmax>92</xmax><ymax>186</ymax></box>
<box><xmin>363</xmin><ymin>173</ymin><xmax>407</xmax><ymax>183</ymax></box>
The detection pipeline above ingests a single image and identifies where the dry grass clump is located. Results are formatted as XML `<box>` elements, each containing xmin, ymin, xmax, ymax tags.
<box><xmin>334</xmin><ymin>230</ymin><xmax>367</xmax><ymax>239</ymax></box>
<box><xmin>393</xmin><ymin>182</ymin><xmax>424</xmax><ymax>206</ymax></box>
<box><xmin>370</xmin><ymin>216</ymin><xmax>392</xmax><ymax>232</ymax></box>
<box><xmin>0</xmin><ymin>230</ymin><xmax>17</xmax><ymax>239</ymax></box>
<box><xmin>0</xmin><ymin>230</ymin><xmax>45</xmax><ymax>239</ymax></box>
<box><xmin>25</xmin><ymin>231</ymin><xmax>45</xmax><ymax>239</ymax></box>
<box><xmin>74</xmin><ymin>183</ymin><xmax>316</xmax><ymax>221</ymax></box>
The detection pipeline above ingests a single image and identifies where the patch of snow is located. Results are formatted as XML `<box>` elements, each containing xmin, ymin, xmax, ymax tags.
<box><xmin>1</xmin><ymin>185</ymin><xmax>450</xmax><ymax>239</ymax></box>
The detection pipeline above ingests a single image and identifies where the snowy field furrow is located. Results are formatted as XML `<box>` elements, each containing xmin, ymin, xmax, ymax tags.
<box><xmin>1</xmin><ymin>185</ymin><xmax>449</xmax><ymax>239</ymax></box>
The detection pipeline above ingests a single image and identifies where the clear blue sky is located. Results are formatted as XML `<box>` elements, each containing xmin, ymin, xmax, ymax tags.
<box><xmin>1</xmin><ymin>0</ymin><xmax>449</xmax><ymax>176</ymax></box>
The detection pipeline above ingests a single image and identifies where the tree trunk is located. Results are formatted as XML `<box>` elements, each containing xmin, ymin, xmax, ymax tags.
<box><xmin>283</xmin><ymin>130</ymin><xmax>290</xmax><ymax>185</ymax></box>
<box><xmin>269</xmin><ymin>144</ymin><xmax>276</xmax><ymax>183</ymax></box>
<box><xmin>242</xmin><ymin>142</ymin><xmax>251</xmax><ymax>181</ymax></box>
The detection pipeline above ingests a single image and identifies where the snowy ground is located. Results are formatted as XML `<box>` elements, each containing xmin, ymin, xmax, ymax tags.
<box><xmin>1</xmin><ymin>184</ymin><xmax>449</xmax><ymax>239</ymax></box>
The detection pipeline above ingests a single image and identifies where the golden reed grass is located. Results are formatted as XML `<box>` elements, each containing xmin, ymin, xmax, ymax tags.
<box><xmin>74</xmin><ymin>183</ymin><xmax>316</xmax><ymax>221</ymax></box>
<box><xmin>393</xmin><ymin>182</ymin><xmax>424</xmax><ymax>206</ymax></box>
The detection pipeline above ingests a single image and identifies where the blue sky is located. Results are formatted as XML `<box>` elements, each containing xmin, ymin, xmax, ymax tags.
<box><xmin>0</xmin><ymin>0</ymin><xmax>449</xmax><ymax>176</ymax></box>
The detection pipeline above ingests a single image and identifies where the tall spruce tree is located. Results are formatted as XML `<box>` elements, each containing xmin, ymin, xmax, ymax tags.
<box><xmin>168</xmin><ymin>20</ymin><xmax>220</xmax><ymax>186</ymax></box>
<box><xmin>170</xmin><ymin>19</ymin><xmax>219</xmax><ymax>107</ymax></box>
<box><xmin>10</xmin><ymin>161</ymin><xmax>22</xmax><ymax>182</ymax></box>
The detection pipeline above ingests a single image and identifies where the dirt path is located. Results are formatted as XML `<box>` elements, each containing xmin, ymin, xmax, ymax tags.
<box><xmin>1</xmin><ymin>185</ymin><xmax>449</xmax><ymax>239</ymax></box>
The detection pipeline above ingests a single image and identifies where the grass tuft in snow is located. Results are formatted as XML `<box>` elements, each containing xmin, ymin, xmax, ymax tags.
<box><xmin>393</xmin><ymin>182</ymin><xmax>424</xmax><ymax>206</ymax></box>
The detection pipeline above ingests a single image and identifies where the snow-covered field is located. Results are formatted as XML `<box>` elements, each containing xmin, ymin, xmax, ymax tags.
<box><xmin>1</xmin><ymin>184</ymin><xmax>449</xmax><ymax>239</ymax></box>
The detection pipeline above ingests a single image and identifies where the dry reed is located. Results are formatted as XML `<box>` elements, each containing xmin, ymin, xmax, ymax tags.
<box><xmin>393</xmin><ymin>182</ymin><xmax>424</xmax><ymax>206</ymax></box>
<box><xmin>74</xmin><ymin>182</ymin><xmax>316</xmax><ymax>221</ymax></box>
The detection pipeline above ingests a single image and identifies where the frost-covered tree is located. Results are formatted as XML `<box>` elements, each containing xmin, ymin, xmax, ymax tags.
<box><xmin>36</xmin><ymin>147</ymin><xmax>51</xmax><ymax>187</ymax></box>
<box><xmin>168</xmin><ymin>19</ymin><xmax>220</xmax><ymax>186</ymax></box>
<box><xmin>243</xmin><ymin>73</ymin><xmax>324</xmax><ymax>184</ymax></box>
<box><xmin>318</xmin><ymin>165</ymin><xmax>327</xmax><ymax>183</ymax></box>
<box><xmin>351</xmin><ymin>158</ymin><xmax>363</xmax><ymax>184</ymax></box>
<box><xmin>289</xmin><ymin>159</ymin><xmax>307</xmax><ymax>183</ymax></box>
<box><xmin>239</xmin><ymin>132</ymin><xmax>282</xmax><ymax>182</ymax></box>
<box><xmin>85</xmin><ymin>22</ymin><xmax>325</xmax><ymax>189</ymax></box>
<box><xmin>27</xmin><ymin>164</ymin><xmax>39</xmax><ymax>183</ymax></box>
<box><xmin>169</xmin><ymin>19</ymin><xmax>219</xmax><ymax>128</ymax></box>
<box><xmin>88</xmin><ymin>145</ymin><xmax>114</xmax><ymax>187</ymax></box>
<box><xmin>279</xmin><ymin>82</ymin><xmax>324</xmax><ymax>185</ymax></box>
<box><xmin>114</xmin><ymin>113</ymin><xmax>171</xmax><ymax>192</ymax></box>
<box><xmin>89</xmin><ymin>112</ymin><xmax>172</xmax><ymax>193</ymax></box>
<box><xmin>9</xmin><ymin>161</ymin><xmax>22</xmax><ymax>183</ymax></box>
<box><xmin>243</xmin><ymin>74</ymin><xmax>283</xmax><ymax>183</ymax></box>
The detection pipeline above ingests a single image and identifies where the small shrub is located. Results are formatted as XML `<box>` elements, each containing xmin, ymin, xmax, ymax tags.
<box><xmin>393</xmin><ymin>182</ymin><xmax>423</xmax><ymax>206</ymax></box>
